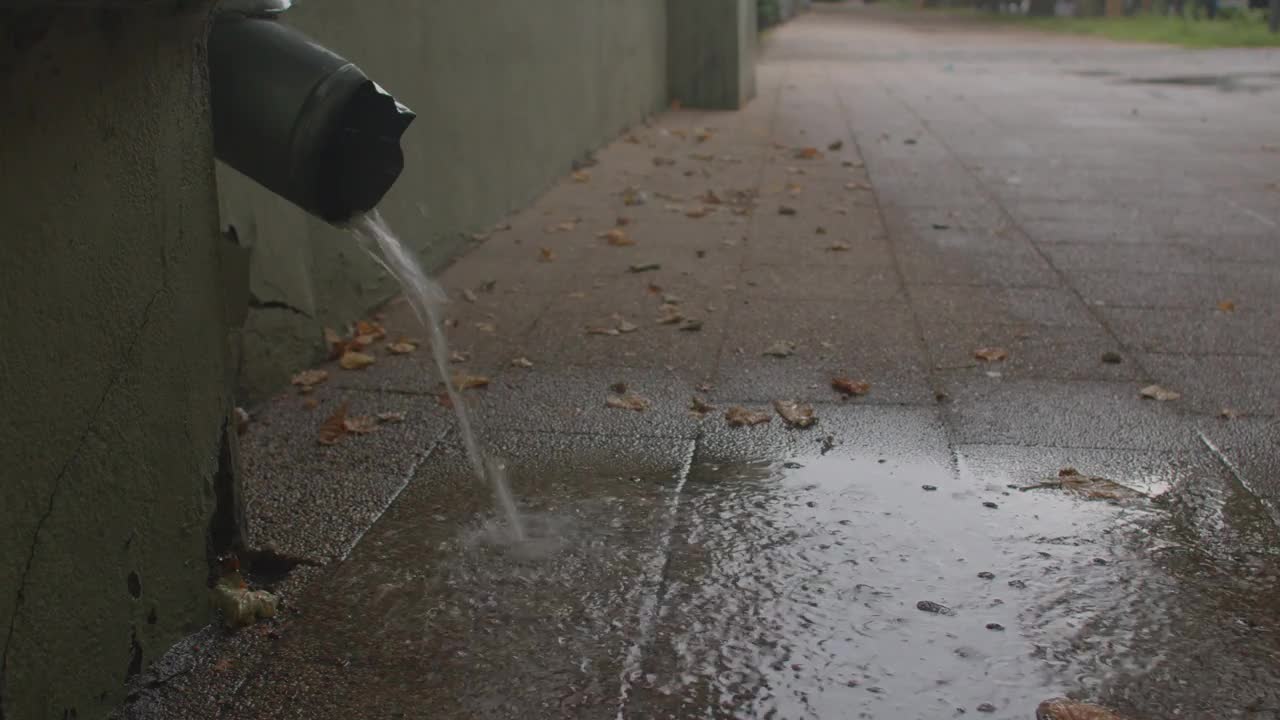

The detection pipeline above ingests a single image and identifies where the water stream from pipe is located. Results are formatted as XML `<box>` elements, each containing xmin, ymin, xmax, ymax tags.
<box><xmin>348</xmin><ymin>210</ymin><xmax>525</xmax><ymax>541</ymax></box>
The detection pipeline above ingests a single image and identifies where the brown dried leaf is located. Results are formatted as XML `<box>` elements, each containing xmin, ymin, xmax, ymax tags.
<box><xmin>725</xmin><ymin>406</ymin><xmax>772</xmax><ymax>427</ymax></box>
<box><xmin>685</xmin><ymin>206</ymin><xmax>711</xmax><ymax>219</ymax></box>
<box><xmin>690</xmin><ymin>396</ymin><xmax>715</xmax><ymax>416</ymax></box>
<box><xmin>601</xmin><ymin>228</ymin><xmax>634</xmax><ymax>246</ymax></box>
<box><xmin>302</xmin><ymin>397</ymin><xmax>320</xmax><ymax>410</ymax></box>
<box><xmin>794</xmin><ymin>147</ymin><xmax>822</xmax><ymax>160</ymax></box>
<box><xmin>453</xmin><ymin>373</ymin><xmax>490</xmax><ymax>390</ymax></box>
<box><xmin>234</xmin><ymin>407</ymin><xmax>251</xmax><ymax>435</ymax></box>
<box><xmin>606</xmin><ymin>392</ymin><xmax>651</xmax><ymax>412</ymax></box>
<box><xmin>832</xmin><ymin>378</ymin><xmax>871</xmax><ymax>396</ymax></box>
<box><xmin>324</xmin><ymin>327</ymin><xmax>349</xmax><ymax>359</ymax></box>
<box><xmin>657</xmin><ymin>304</ymin><xmax>684</xmax><ymax>325</ymax></box>
<box><xmin>827</xmin><ymin>242</ymin><xmax>851</xmax><ymax>252</ymax></box>
<box><xmin>702</xmin><ymin>190</ymin><xmax>723</xmax><ymax>205</ymax></box>
<box><xmin>539</xmin><ymin>247</ymin><xmax>557</xmax><ymax>262</ymax></box>
<box><xmin>762</xmin><ymin>341</ymin><xmax>795</xmax><ymax>358</ymax></box>
<box><xmin>1217</xmin><ymin>299</ymin><xmax>1236</xmax><ymax>312</ymax></box>
<box><xmin>1035</xmin><ymin>698</ymin><xmax>1128</xmax><ymax>720</ymax></box>
<box><xmin>377</xmin><ymin>411</ymin><xmax>407</xmax><ymax>424</ymax></box>
<box><xmin>342</xmin><ymin>415</ymin><xmax>378</xmax><ymax>434</ymax></box>
<box><xmin>339</xmin><ymin>350</ymin><xmax>376</xmax><ymax>370</ymax></box>
<box><xmin>1139</xmin><ymin>384</ymin><xmax>1180</xmax><ymax>402</ymax></box>
<box><xmin>828</xmin><ymin>140</ymin><xmax>844</xmax><ymax>151</ymax></box>
<box><xmin>355</xmin><ymin>320</ymin><xmax>386</xmax><ymax>340</ymax></box>
<box><xmin>1020</xmin><ymin>468</ymin><xmax>1144</xmax><ymax>501</ymax></box>
<box><xmin>974</xmin><ymin>347</ymin><xmax>1009</xmax><ymax>362</ymax></box>
<box><xmin>774</xmin><ymin>400</ymin><xmax>818</xmax><ymax>428</ymax></box>
<box><xmin>510</xmin><ymin>356</ymin><xmax>535</xmax><ymax>368</ymax></box>
<box><xmin>1219</xmin><ymin>407</ymin><xmax>1240</xmax><ymax>420</ymax></box>
<box><xmin>387</xmin><ymin>341</ymin><xmax>417</xmax><ymax>355</ymax></box>
<box><xmin>291</xmin><ymin>369</ymin><xmax>329</xmax><ymax>388</ymax></box>
<box><xmin>318</xmin><ymin>402</ymin><xmax>349</xmax><ymax>446</ymax></box>
<box><xmin>449</xmin><ymin>350</ymin><xmax>470</xmax><ymax>364</ymax></box>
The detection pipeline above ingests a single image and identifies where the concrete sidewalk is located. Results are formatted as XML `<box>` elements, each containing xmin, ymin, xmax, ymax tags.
<box><xmin>123</xmin><ymin>5</ymin><xmax>1280</xmax><ymax>720</ymax></box>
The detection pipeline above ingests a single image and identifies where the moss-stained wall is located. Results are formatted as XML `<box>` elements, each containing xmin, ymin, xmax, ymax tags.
<box><xmin>0</xmin><ymin>5</ymin><xmax>230</xmax><ymax>718</ymax></box>
<box><xmin>219</xmin><ymin>1</ymin><xmax>671</xmax><ymax>398</ymax></box>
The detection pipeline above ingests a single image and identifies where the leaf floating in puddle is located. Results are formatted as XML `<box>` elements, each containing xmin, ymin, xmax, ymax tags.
<box><xmin>1020</xmin><ymin>468</ymin><xmax>1145</xmax><ymax>500</ymax></box>
<box><xmin>339</xmin><ymin>351</ymin><xmax>376</xmax><ymax>370</ymax></box>
<box><xmin>510</xmin><ymin>356</ymin><xmax>535</xmax><ymax>369</ymax></box>
<box><xmin>725</xmin><ymin>406</ymin><xmax>772</xmax><ymax>427</ymax></box>
<box><xmin>1036</xmin><ymin>698</ymin><xmax>1130</xmax><ymax>720</ymax></box>
<box><xmin>774</xmin><ymin>400</ymin><xmax>817</xmax><ymax>428</ymax></box>
<box><xmin>1139</xmin><ymin>384</ymin><xmax>1180</xmax><ymax>402</ymax></box>
<box><xmin>915</xmin><ymin>600</ymin><xmax>954</xmax><ymax>616</ymax></box>
<box><xmin>318</xmin><ymin>402</ymin><xmax>350</xmax><ymax>446</ymax></box>
<box><xmin>973</xmin><ymin>347</ymin><xmax>1008</xmax><ymax>362</ymax></box>
<box><xmin>690</xmin><ymin>396</ymin><xmax>715</xmax><ymax>416</ymax></box>
<box><xmin>342</xmin><ymin>415</ymin><xmax>378</xmax><ymax>434</ymax></box>
<box><xmin>291</xmin><ymin>369</ymin><xmax>329</xmax><ymax>390</ymax></box>
<box><xmin>452</xmin><ymin>373</ymin><xmax>490</xmax><ymax>390</ymax></box>
<box><xmin>763</xmin><ymin>341</ymin><xmax>796</xmax><ymax>358</ymax></box>
<box><xmin>832</xmin><ymin>377</ymin><xmax>871</xmax><ymax>397</ymax></box>
<box><xmin>606</xmin><ymin>392</ymin><xmax>651</xmax><ymax>412</ymax></box>
<box><xmin>376</xmin><ymin>411</ymin><xmax>407</xmax><ymax>424</ymax></box>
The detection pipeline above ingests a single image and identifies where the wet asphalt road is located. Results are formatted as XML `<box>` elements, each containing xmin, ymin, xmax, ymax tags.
<box><xmin>123</xmin><ymin>5</ymin><xmax>1280</xmax><ymax>720</ymax></box>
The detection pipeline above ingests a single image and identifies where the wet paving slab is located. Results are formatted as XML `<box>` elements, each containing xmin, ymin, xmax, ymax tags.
<box><xmin>212</xmin><ymin>405</ymin><xmax>1280</xmax><ymax>720</ymax></box>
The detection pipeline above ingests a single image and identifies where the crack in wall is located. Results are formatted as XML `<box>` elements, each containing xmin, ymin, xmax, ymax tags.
<box><xmin>247</xmin><ymin>293</ymin><xmax>312</xmax><ymax>318</ymax></box>
<box><xmin>0</xmin><ymin>284</ymin><xmax>165</xmax><ymax>716</ymax></box>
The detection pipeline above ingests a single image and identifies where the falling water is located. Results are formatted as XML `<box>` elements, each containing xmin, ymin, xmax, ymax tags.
<box><xmin>348</xmin><ymin>209</ymin><xmax>525</xmax><ymax>541</ymax></box>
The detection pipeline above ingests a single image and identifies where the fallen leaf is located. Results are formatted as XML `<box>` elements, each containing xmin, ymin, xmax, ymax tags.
<box><xmin>617</xmin><ymin>319</ymin><xmax>640</xmax><ymax>334</ymax></box>
<box><xmin>657</xmin><ymin>304</ymin><xmax>684</xmax><ymax>325</ymax></box>
<box><xmin>449</xmin><ymin>350</ymin><xmax>470</xmax><ymax>364</ymax></box>
<box><xmin>1035</xmin><ymin>698</ymin><xmax>1128</xmax><ymax>720</ymax></box>
<box><xmin>387</xmin><ymin>341</ymin><xmax>417</xmax><ymax>355</ymax></box>
<box><xmin>827</xmin><ymin>242</ymin><xmax>851</xmax><ymax>252</ymax></box>
<box><xmin>974</xmin><ymin>347</ymin><xmax>1009</xmax><ymax>362</ymax></box>
<box><xmin>475</xmin><ymin>322</ymin><xmax>497</xmax><ymax>333</ymax></box>
<box><xmin>377</xmin><ymin>411</ymin><xmax>407</xmax><ymax>423</ymax></box>
<box><xmin>845</xmin><ymin>181</ymin><xmax>871</xmax><ymax>191</ymax></box>
<box><xmin>318</xmin><ymin>402</ymin><xmax>349</xmax><ymax>445</ymax></box>
<box><xmin>539</xmin><ymin>247</ymin><xmax>557</xmax><ymax>262</ymax></box>
<box><xmin>302</xmin><ymin>397</ymin><xmax>320</xmax><ymax>410</ymax></box>
<box><xmin>786</xmin><ymin>183</ymin><xmax>802</xmax><ymax>196</ymax></box>
<box><xmin>211</xmin><ymin>573</ymin><xmax>278</xmax><ymax>628</ymax></box>
<box><xmin>609</xmin><ymin>381</ymin><xmax>628</xmax><ymax>394</ymax></box>
<box><xmin>350</xmin><ymin>333</ymin><xmax>378</xmax><ymax>349</ymax></box>
<box><xmin>452</xmin><ymin>373</ymin><xmax>490</xmax><ymax>391</ymax></box>
<box><xmin>601</xmin><ymin>228</ymin><xmax>633</xmax><ymax>246</ymax></box>
<box><xmin>763</xmin><ymin>341</ymin><xmax>796</xmax><ymax>358</ymax></box>
<box><xmin>1219</xmin><ymin>407</ymin><xmax>1240</xmax><ymax>420</ymax></box>
<box><xmin>685</xmin><ymin>206</ymin><xmax>711</xmax><ymax>218</ymax></box>
<box><xmin>493</xmin><ymin>222</ymin><xmax>513</xmax><ymax>232</ymax></box>
<box><xmin>435</xmin><ymin>392</ymin><xmax>454</xmax><ymax>409</ymax></box>
<box><xmin>725</xmin><ymin>405</ymin><xmax>772</xmax><ymax>427</ymax></box>
<box><xmin>1139</xmin><ymin>384</ymin><xmax>1180</xmax><ymax>402</ymax></box>
<box><xmin>571</xmin><ymin>170</ymin><xmax>591</xmax><ymax>183</ymax></box>
<box><xmin>778</xmin><ymin>206</ymin><xmax>797</xmax><ymax>216</ymax></box>
<box><xmin>586</xmin><ymin>326</ymin><xmax>621</xmax><ymax>336</ymax></box>
<box><xmin>291</xmin><ymin>369</ymin><xmax>329</xmax><ymax>388</ymax></box>
<box><xmin>690</xmin><ymin>396</ymin><xmax>715</xmax><ymax>416</ymax></box>
<box><xmin>324</xmin><ymin>327</ymin><xmax>349</xmax><ymax>359</ymax></box>
<box><xmin>774</xmin><ymin>400</ymin><xmax>818</xmax><ymax>428</ymax></box>
<box><xmin>815</xmin><ymin>226</ymin><xmax>827</xmax><ymax>235</ymax></box>
<box><xmin>1217</xmin><ymin>299</ymin><xmax>1236</xmax><ymax>312</ymax></box>
<box><xmin>794</xmin><ymin>147</ymin><xmax>822</xmax><ymax>160</ymax></box>
<box><xmin>629</xmin><ymin>263</ymin><xmax>662</xmax><ymax>273</ymax></box>
<box><xmin>339</xmin><ymin>351</ymin><xmax>376</xmax><ymax>370</ymax></box>
<box><xmin>1021</xmin><ymin>468</ymin><xmax>1144</xmax><ymax>501</ymax></box>
<box><xmin>342</xmin><ymin>415</ymin><xmax>378</xmax><ymax>434</ymax></box>
<box><xmin>832</xmin><ymin>378</ymin><xmax>871</xmax><ymax>396</ymax></box>
<box><xmin>462</xmin><ymin>289</ymin><xmax>478</xmax><ymax>303</ymax></box>
<box><xmin>234</xmin><ymin>407</ymin><xmax>251</xmax><ymax>435</ymax></box>
<box><xmin>702</xmin><ymin>189</ymin><xmax>723</xmax><ymax>205</ymax></box>
<box><xmin>355</xmin><ymin>320</ymin><xmax>386</xmax><ymax>340</ymax></box>
<box><xmin>509</xmin><ymin>356</ymin><xmax>534</xmax><ymax>369</ymax></box>
<box><xmin>679</xmin><ymin>319</ymin><xmax>703</xmax><ymax>332</ymax></box>
<box><xmin>622</xmin><ymin>187</ymin><xmax>649</xmax><ymax>206</ymax></box>
<box><xmin>828</xmin><ymin>139</ymin><xmax>844</xmax><ymax>151</ymax></box>
<box><xmin>694</xmin><ymin>128</ymin><xmax>713</xmax><ymax>143</ymax></box>
<box><xmin>1100</xmin><ymin>351</ymin><xmax>1123</xmax><ymax>364</ymax></box>
<box><xmin>606</xmin><ymin>392</ymin><xmax>651</xmax><ymax>412</ymax></box>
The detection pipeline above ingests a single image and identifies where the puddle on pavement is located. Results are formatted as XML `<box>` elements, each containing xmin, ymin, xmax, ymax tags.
<box><xmin>227</xmin><ymin>429</ymin><xmax>1280</xmax><ymax>720</ymax></box>
<box><xmin>1122</xmin><ymin>74</ymin><xmax>1280</xmax><ymax>94</ymax></box>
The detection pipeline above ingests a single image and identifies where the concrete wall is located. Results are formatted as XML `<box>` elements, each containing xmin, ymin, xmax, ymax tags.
<box><xmin>0</xmin><ymin>5</ymin><xmax>231</xmax><ymax>719</ymax></box>
<box><xmin>668</xmin><ymin>0</ymin><xmax>758</xmax><ymax>110</ymax></box>
<box><xmin>221</xmin><ymin>1</ymin><xmax>671</xmax><ymax>399</ymax></box>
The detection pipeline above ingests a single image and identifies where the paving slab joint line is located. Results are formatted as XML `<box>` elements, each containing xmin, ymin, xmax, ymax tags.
<box><xmin>875</xmin><ymin>80</ymin><xmax>1157</xmax><ymax>388</ymax></box>
<box><xmin>1198</xmin><ymin>429</ymin><xmax>1280</xmax><ymax>531</ymax></box>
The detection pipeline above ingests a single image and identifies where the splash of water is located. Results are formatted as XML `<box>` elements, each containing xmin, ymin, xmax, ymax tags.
<box><xmin>347</xmin><ymin>210</ymin><xmax>525</xmax><ymax>541</ymax></box>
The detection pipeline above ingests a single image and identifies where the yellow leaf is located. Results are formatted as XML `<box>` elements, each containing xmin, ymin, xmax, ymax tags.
<box><xmin>339</xmin><ymin>351</ymin><xmax>376</xmax><ymax>370</ymax></box>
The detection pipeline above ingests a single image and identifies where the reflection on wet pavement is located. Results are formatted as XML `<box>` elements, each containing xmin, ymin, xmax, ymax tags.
<box><xmin>224</xmin><ymin>408</ymin><xmax>1280</xmax><ymax>720</ymax></box>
